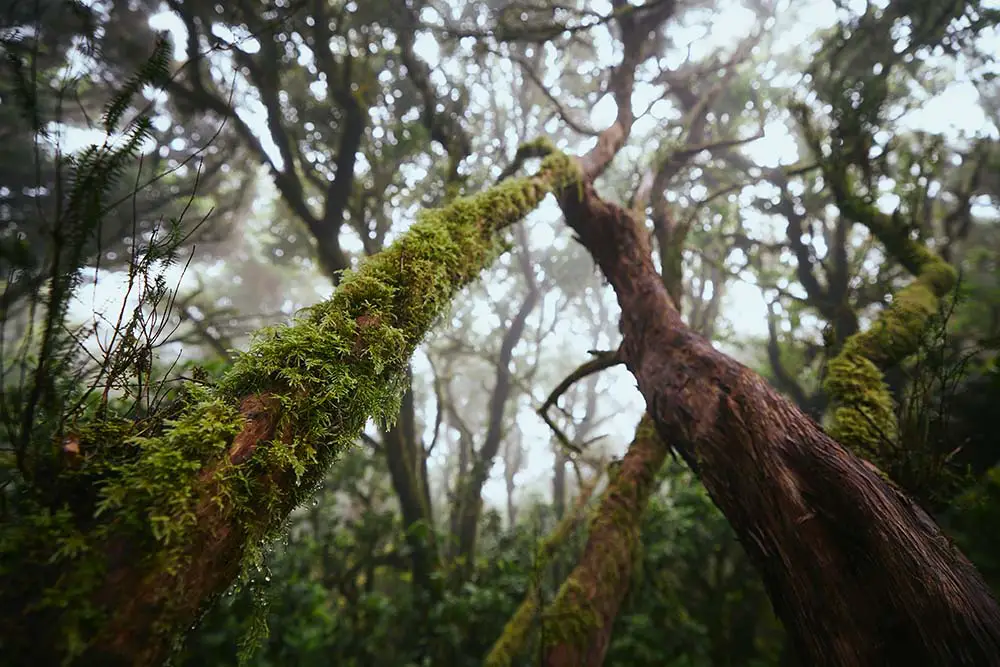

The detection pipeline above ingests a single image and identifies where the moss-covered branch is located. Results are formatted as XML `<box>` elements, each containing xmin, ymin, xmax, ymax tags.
<box><xmin>540</xmin><ymin>416</ymin><xmax>667</xmax><ymax>667</ymax></box>
<box><xmin>485</xmin><ymin>415</ymin><xmax>668</xmax><ymax>667</ymax></box>
<box><xmin>1</xmin><ymin>147</ymin><xmax>580</xmax><ymax>666</ymax></box>
<box><xmin>483</xmin><ymin>471</ymin><xmax>600</xmax><ymax>667</ymax></box>
<box><xmin>792</xmin><ymin>101</ymin><xmax>958</xmax><ymax>465</ymax></box>
<box><xmin>823</xmin><ymin>208</ymin><xmax>956</xmax><ymax>457</ymax></box>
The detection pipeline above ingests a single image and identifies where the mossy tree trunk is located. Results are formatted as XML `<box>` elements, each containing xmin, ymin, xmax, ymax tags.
<box><xmin>552</xmin><ymin>167</ymin><xmax>1000</xmax><ymax>666</ymax></box>
<box><xmin>482</xmin><ymin>466</ymin><xmax>606</xmax><ymax>667</ymax></box>
<box><xmin>0</xmin><ymin>154</ymin><xmax>576</xmax><ymax>667</ymax></box>
<box><xmin>794</xmin><ymin>103</ymin><xmax>965</xmax><ymax>503</ymax></box>
<box><xmin>539</xmin><ymin>416</ymin><xmax>669</xmax><ymax>667</ymax></box>
<box><xmin>162</xmin><ymin>0</ymin><xmax>472</xmax><ymax>599</ymax></box>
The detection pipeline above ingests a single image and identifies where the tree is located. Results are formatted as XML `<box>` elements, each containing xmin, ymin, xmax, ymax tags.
<box><xmin>0</xmin><ymin>104</ymin><xmax>578</xmax><ymax>662</ymax></box>
<box><xmin>5</xmin><ymin>0</ymin><xmax>1000</xmax><ymax>664</ymax></box>
<box><xmin>539</xmin><ymin>36</ymin><xmax>1000</xmax><ymax>662</ymax></box>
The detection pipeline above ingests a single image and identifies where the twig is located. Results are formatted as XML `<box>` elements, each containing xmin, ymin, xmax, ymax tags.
<box><xmin>537</xmin><ymin>348</ymin><xmax>623</xmax><ymax>454</ymax></box>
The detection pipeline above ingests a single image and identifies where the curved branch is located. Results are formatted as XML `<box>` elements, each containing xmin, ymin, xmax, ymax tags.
<box><xmin>508</xmin><ymin>51</ymin><xmax>600</xmax><ymax>137</ymax></box>
<box><xmin>537</xmin><ymin>349</ymin><xmax>624</xmax><ymax>454</ymax></box>
<box><xmin>551</xmin><ymin>149</ymin><xmax>1000</xmax><ymax>666</ymax></box>
<box><xmin>3</xmin><ymin>150</ymin><xmax>576</xmax><ymax>665</ymax></box>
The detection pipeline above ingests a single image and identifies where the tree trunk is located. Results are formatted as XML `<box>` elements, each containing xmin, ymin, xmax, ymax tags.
<box><xmin>552</xmin><ymin>448</ymin><xmax>568</xmax><ymax>521</ymax></box>
<box><xmin>539</xmin><ymin>414</ymin><xmax>669</xmax><ymax>667</ymax></box>
<box><xmin>0</xmin><ymin>157</ymin><xmax>574</xmax><ymax>666</ymax></box>
<box><xmin>483</xmin><ymin>470</ymin><xmax>603</xmax><ymax>667</ymax></box>
<box><xmin>380</xmin><ymin>374</ymin><xmax>438</xmax><ymax>590</ymax></box>
<box><xmin>553</xmin><ymin>175</ymin><xmax>1000</xmax><ymax>666</ymax></box>
<box><xmin>505</xmin><ymin>469</ymin><xmax>518</xmax><ymax>528</ymax></box>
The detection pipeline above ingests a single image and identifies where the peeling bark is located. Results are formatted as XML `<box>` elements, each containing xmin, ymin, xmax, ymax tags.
<box><xmin>553</xmin><ymin>177</ymin><xmax>1000</xmax><ymax>666</ymax></box>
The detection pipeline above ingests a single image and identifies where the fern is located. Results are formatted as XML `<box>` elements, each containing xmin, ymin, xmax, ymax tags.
<box><xmin>0</xmin><ymin>30</ymin><xmax>188</xmax><ymax>480</ymax></box>
<box><xmin>103</xmin><ymin>37</ymin><xmax>171</xmax><ymax>133</ymax></box>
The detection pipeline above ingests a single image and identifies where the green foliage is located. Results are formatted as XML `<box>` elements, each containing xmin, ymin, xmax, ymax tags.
<box><xmin>177</xmin><ymin>458</ymin><xmax>785</xmax><ymax>667</ymax></box>
<box><xmin>0</xmin><ymin>33</ymin><xmax>211</xmax><ymax>663</ymax></box>
<box><xmin>600</xmin><ymin>458</ymin><xmax>785</xmax><ymax>667</ymax></box>
<box><xmin>1</xmin><ymin>0</ymin><xmax>998</xmax><ymax>664</ymax></box>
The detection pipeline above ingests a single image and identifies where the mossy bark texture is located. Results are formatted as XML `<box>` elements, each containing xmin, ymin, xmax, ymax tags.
<box><xmin>0</xmin><ymin>151</ymin><xmax>576</xmax><ymax>667</ymax></box>
<box><xmin>538</xmin><ymin>415</ymin><xmax>667</xmax><ymax>667</ymax></box>
<box><xmin>482</xmin><ymin>470</ymin><xmax>600</xmax><ymax>667</ymax></box>
<box><xmin>824</xmin><ymin>197</ymin><xmax>957</xmax><ymax>465</ymax></box>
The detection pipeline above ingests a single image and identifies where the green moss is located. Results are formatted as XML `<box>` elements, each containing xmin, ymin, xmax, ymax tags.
<box><xmin>492</xmin><ymin>415</ymin><xmax>664</xmax><ymax>659</ymax></box>
<box><xmin>484</xmin><ymin>594</ymin><xmax>541</xmax><ymax>667</ymax></box>
<box><xmin>824</xmin><ymin>236</ymin><xmax>956</xmax><ymax>467</ymax></box>
<box><xmin>96</xmin><ymin>392</ymin><xmax>244</xmax><ymax>548</ymax></box>
<box><xmin>3</xmin><ymin>142</ymin><xmax>582</xmax><ymax>663</ymax></box>
<box><xmin>541</xmin><ymin>577</ymin><xmax>602</xmax><ymax>645</ymax></box>
<box><xmin>824</xmin><ymin>352</ymin><xmax>897</xmax><ymax>452</ymax></box>
<box><xmin>804</xmin><ymin>93</ymin><xmax>961</xmax><ymax>470</ymax></box>
<box><xmin>484</xmin><ymin>476</ymin><xmax>599</xmax><ymax>667</ymax></box>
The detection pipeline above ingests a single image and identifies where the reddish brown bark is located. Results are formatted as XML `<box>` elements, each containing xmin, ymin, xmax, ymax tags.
<box><xmin>553</xmin><ymin>178</ymin><xmax>1000</xmax><ymax>666</ymax></box>
<box><xmin>89</xmin><ymin>394</ymin><xmax>290</xmax><ymax>666</ymax></box>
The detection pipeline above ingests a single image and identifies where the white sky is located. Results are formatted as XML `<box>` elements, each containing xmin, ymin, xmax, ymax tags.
<box><xmin>56</xmin><ymin>0</ymin><xmax>1000</xmax><ymax>513</ymax></box>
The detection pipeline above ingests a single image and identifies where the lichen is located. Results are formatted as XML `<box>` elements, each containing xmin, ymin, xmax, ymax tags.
<box><xmin>2</xmin><ymin>142</ymin><xmax>582</xmax><ymax>663</ymax></box>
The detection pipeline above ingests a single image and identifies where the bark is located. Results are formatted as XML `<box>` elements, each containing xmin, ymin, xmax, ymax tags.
<box><xmin>0</xmin><ymin>157</ymin><xmax>574</xmax><ymax>666</ymax></box>
<box><xmin>483</xmin><ymin>471</ymin><xmax>603</xmax><ymax>667</ymax></box>
<box><xmin>380</xmin><ymin>373</ymin><xmax>439</xmax><ymax>590</ymax></box>
<box><xmin>552</xmin><ymin>449</ymin><xmax>568</xmax><ymax>521</ymax></box>
<box><xmin>503</xmin><ymin>440</ymin><xmax>523</xmax><ymax>528</ymax></box>
<box><xmin>552</xmin><ymin>175</ymin><xmax>1000</xmax><ymax>666</ymax></box>
<box><xmin>539</xmin><ymin>415</ymin><xmax>669</xmax><ymax>667</ymax></box>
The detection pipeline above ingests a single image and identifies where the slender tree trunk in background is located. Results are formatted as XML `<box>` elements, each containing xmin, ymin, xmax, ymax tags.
<box><xmin>552</xmin><ymin>449</ymin><xmax>568</xmax><ymax>521</ymax></box>
<box><xmin>549</xmin><ymin>448</ymin><xmax>572</xmax><ymax>585</ymax></box>
<box><xmin>554</xmin><ymin>175</ymin><xmax>1000</xmax><ymax>666</ymax></box>
<box><xmin>452</xmin><ymin>271</ymin><xmax>540</xmax><ymax>572</ymax></box>
<box><xmin>380</xmin><ymin>374</ymin><xmax>439</xmax><ymax>590</ymax></box>
<box><xmin>449</xmin><ymin>426</ymin><xmax>472</xmax><ymax>547</ymax></box>
<box><xmin>505</xmin><ymin>472</ymin><xmax>518</xmax><ymax>528</ymax></box>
